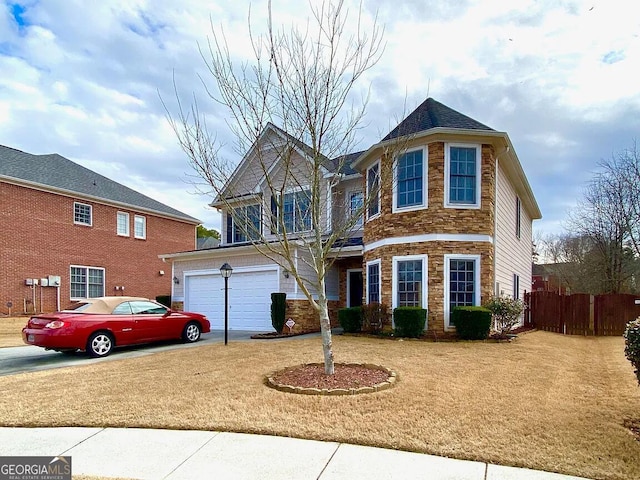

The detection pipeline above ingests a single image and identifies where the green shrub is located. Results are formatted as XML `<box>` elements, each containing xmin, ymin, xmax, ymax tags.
<box><xmin>156</xmin><ymin>295</ymin><xmax>171</xmax><ymax>308</ymax></box>
<box><xmin>339</xmin><ymin>307</ymin><xmax>362</xmax><ymax>333</ymax></box>
<box><xmin>361</xmin><ymin>302</ymin><xmax>391</xmax><ymax>334</ymax></box>
<box><xmin>452</xmin><ymin>306</ymin><xmax>492</xmax><ymax>340</ymax></box>
<box><xmin>483</xmin><ymin>295</ymin><xmax>524</xmax><ymax>335</ymax></box>
<box><xmin>624</xmin><ymin>318</ymin><xmax>640</xmax><ymax>385</ymax></box>
<box><xmin>270</xmin><ymin>293</ymin><xmax>287</xmax><ymax>333</ymax></box>
<box><xmin>393</xmin><ymin>307</ymin><xmax>427</xmax><ymax>338</ymax></box>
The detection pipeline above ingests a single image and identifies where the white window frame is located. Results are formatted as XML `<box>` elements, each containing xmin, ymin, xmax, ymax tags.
<box><xmin>348</xmin><ymin>189</ymin><xmax>364</xmax><ymax>228</ymax></box>
<box><xmin>392</xmin><ymin>146</ymin><xmax>428</xmax><ymax>213</ymax></box>
<box><xmin>134</xmin><ymin>215</ymin><xmax>146</xmax><ymax>239</ymax></box>
<box><xmin>366</xmin><ymin>160</ymin><xmax>381</xmax><ymax>221</ymax></box>
<box><xmin>391</xmin><ymin>254</ymin><xmax>428</xmax><ymax>310</ymax></box>
<box><xmin>365</xmin><ymin>259</ymin><xmax>381</xmax><ymax>304</ymax></box>
<box><xmin>444</xmin><ymin>143</ymin><xmax>482</xmax><ymax>209</ymax></box>
<box><xmin>117</xmin><ymin>211</ymin><xmax>130</xmax><ymax>237</ymax></box>
<box><xmin>444</xmin><ymin>254</ymin><xmax>481</xmax><ymax>330</ymax></box>
<box><xmin>73</xmin><ymin>202</ymin><xmax>92</xmax><ymax>226</ymax></box>
<box><xmin>70</xmin><ymin>265</ymin><xmax>105</xmax><ymax>300</ymax></box>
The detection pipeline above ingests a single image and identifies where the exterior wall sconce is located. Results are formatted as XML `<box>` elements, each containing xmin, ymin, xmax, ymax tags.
<box><xmin>173</xmin><ymin>276</ymin><xmax>180</xmax><ymax>285</ymax></box>
<box><xmin>283</xmin><ymin>269</ymin><xmax>290</xmax><ymax>279</ymax></box>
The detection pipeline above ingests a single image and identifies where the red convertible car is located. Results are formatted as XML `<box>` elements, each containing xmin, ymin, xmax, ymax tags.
<box><xmin>22</xmin><ymin>296</ymin><xmax>210</xmax><ymax>357</ymax></box>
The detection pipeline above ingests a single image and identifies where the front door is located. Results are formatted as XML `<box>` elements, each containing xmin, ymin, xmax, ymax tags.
<box><xmin>347</xmin><ymin>270</ymin><xmax>363</xmax><ymax>307</ymax></box>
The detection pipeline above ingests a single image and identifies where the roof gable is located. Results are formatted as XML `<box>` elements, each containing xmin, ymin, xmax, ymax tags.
<box><xmin>382</xmin><ymin>97</ymin><xmax>494</xmax><ymax>141</ymax></box>
<box><xmin>0</xmin><ymin>145</ymin><xmax>199</xmax><ymax>223</ymax></box>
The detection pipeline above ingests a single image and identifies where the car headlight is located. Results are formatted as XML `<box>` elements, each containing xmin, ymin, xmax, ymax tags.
<box><xmin>45</xmin><ymin>320</ymin><xmax>65</xmax><ymax>329</ymax></box>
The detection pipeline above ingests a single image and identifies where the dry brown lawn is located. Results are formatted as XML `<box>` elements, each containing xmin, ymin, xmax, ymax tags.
<box><xmin>0</xmin><ymin>317</ymin><xmax>28</xmax><ymax>348</ymax></box>
<box><xmin>0</xmin><ymin>331</ymin><xmax>638</xmax><ymax>480</ymax></box>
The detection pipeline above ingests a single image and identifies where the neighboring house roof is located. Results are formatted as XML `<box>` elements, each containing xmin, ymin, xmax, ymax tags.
<box><xmin>382</xmin><ymin>97</ymin><xmax>494</xmax><ymax>141</ymax></box>
<box><xmin>0</xmin><ymin>145</ymin><xmax>200</xmax><ymax>224</ymax></box>
<box><xmin>329</xmin><ymin>151</ymin><xmax>365</xmax><ymax>176</ymax></box>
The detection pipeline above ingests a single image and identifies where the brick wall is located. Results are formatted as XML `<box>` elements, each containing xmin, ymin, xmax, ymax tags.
<box><xmin>284</xmin><ymin>299</ymin><xmax>339</xmax><ymax>334</ymax></box>
<box><xmin>0</xmin><ymin>182</ymin><xmax>196</xmax><ymax>314</ymax></box>
<box><xmin>363</xmin><ymin>241</ymin><xmax>494</xmax><ymax>335</ymax></box>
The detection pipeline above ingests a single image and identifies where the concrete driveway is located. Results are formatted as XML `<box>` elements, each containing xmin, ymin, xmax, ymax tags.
<box><xmin>0</xmin><ymin>330</ymin><xmax>262</xmax><ymax>377</ymax></box>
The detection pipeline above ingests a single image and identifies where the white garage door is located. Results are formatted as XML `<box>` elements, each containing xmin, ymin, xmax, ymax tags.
<box><xmin>184</xmin><ymin>268</ymin><xmax>278</xmax><ymax>331</ymax></box>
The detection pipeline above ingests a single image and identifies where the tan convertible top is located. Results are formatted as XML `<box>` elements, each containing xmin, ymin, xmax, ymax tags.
<box><xmin>63</xmin><ymin>296</ymin><xmax>151</xmax><ymax>314</ymax></box>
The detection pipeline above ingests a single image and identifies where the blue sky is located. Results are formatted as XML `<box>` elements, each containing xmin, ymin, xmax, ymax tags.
<box><xmin>1</xmin><ymin>0</ymin><xmax>639</xmax><ymax>235</ymax></box>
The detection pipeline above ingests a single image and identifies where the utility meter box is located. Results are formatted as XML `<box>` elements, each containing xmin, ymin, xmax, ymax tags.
<box><xmin>40</xmin><ymin>278</ymin><xmax>49</xmax><ymax>287</ymax></box>
<box><xmin>48</xmin><ymin>275</ymin><xmax>61</xmax><ymax>287</ymax></box>
<box><xmin>25</xmin><ymin>279</ymin><xmax>33</xmax><ymax>286</ymax></box>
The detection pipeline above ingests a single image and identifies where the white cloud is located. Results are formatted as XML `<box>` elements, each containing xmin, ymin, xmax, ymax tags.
<box><xmin>1</xmin><ymin>0</ymin><xmax>639</xmax><ymax>236</ymax></box>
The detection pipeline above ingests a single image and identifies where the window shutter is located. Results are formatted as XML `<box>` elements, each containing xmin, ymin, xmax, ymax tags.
<box><xmin>270</xmin><ymin>196</ymin><xmax>278</xmax><ymax>234</ymax></box>
<box><xmin>226</xmin><ymin>213</ymin><xmax>233</xmax><ymax>244</ymax></box>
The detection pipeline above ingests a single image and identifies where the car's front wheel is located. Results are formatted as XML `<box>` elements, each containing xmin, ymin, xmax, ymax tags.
<box><xmin>182</xmin><ymin>322</ymin><xmax>201</xmax><ymax>343</ymax></box>
<box><xmin>87</xmin><ymin>332</ymin><xmax>114</xmax><ymax>357</ymax></box>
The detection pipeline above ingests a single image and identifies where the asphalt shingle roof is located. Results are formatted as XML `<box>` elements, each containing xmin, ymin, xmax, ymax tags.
<box><xmin>382</xmin><ymin>97</ymin><xmax>494</xmax><ymax>141</ymax></box>
<box><xmin>0</xmin><ymin>145</ymin><xmax>200</xmax><ymax>223</ymax></box>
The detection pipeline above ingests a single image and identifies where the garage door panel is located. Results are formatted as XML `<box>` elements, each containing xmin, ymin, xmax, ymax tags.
<box><xmin>185</xmin><ymin>269</ymin><xmax>278</xmax><ymax>331</ymax></box>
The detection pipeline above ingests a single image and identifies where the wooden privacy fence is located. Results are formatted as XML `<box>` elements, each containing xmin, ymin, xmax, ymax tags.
<box><xmin>524</xmin><ymin>291</ymin><xmax>640</xmax><ymax>336</ymax></box>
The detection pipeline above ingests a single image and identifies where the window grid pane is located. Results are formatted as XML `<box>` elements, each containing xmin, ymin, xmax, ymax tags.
<box><xmin>71</xmin><ymin>267</ymin><xmax>104</xmax><ymax>299</ymax></box>
<box><xmin>74</xmin><ymin>203</ymin><xmax>92</xmax><ymax>225</ymax></box>
<box><xmin>134</xmin><ymin>216</ymin><xmax>146</xmax><ymax>238</ymax></box>
<box><xmin>350</xmin><ymin>192</ymin><xmax>364</xmax><ymax>226</ymax></box>
<box><xmin>367</xmin><ymin>264</ymin><xmax>380</xmax><ymax>303</ymax></box>
<box><xmin>449</xmin><ymin>147</ymin><xmax>477</xmax><ymax>204</ymax></box>
<box><xmin>397</xmin><ymin>151</ymin><xmax>423</xmax><ymax>208</ymax></box>
<box><xmin>233</xmin><ymin>205</ymin><xmax>261</xmax><ymax>243</ymax></box>
<box><xmin>70</xmin><ymin>267</ymin><xmax>86</xmax><ymax>298</ymax></box>
<box><xmin>282</xmin><ymin>190</ymin><xmax>311</xmax><ymax>233</ymax></box>
<box><xmin>449</xmin><ymin>259</ymin><xmax>476</xmax><ymax>324</ymax></box>
<box><xmin>117</xmin><ymin>212</ymin><xmax>129</xmax><ymax>235</ymax></box>
<box><xmin>397</xmin><ymin>260</ymin><xmax>422</xmax><ymax>307</ymax></box>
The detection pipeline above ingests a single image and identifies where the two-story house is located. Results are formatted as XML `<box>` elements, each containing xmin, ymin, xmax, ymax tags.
<box><xmin>0</xmin><ymin>145</ymin><xmax>200</xmax><ymax>314</ymax></box>
<box><xmin>160</xmin><ymin>98</ymin><xmax>541</xmax><ymax>334</ymax></box>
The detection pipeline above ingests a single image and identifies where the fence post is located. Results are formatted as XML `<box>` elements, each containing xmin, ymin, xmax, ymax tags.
<box><xmin>589</xmin><ymin>295</ymin><xmax>595</xmax><ymax>336</ymax></box>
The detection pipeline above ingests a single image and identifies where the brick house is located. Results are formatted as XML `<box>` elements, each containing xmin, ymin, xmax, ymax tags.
<box><xmin>0</xmin><ymin>145</ymin><xmax>200</xmax><ymax>314</ymax></box>
<box><xmin>160</xmin><ymin>98</ymin><xmax>541</xmax><ymax>334</ymax></box>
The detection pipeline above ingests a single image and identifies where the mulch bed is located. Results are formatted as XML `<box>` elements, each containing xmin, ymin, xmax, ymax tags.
<box><xmin>271</xmin><ymin>363</ymin><xmax>391</xmax><ymax>389</ymax></box>
<box><xmin>250</xmin><ymin>331</ymin><xmax>310</xmax><ymax>339</ymax></box>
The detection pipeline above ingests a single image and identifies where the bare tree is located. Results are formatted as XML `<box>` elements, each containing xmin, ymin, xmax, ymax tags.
<box><xmin>166</xmin><ymin>0</ymin><xmax>392</xmax><ymax>374</ymax></box>
<box><xmin>559</xmin><ymin>144</ymin><xmax>640</xmax><ymax>294</ymax></box>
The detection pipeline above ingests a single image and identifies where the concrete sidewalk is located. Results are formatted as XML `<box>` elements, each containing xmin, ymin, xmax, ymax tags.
<box><xmin>0</xmin><ymin>427</ymin><xmax>590</xmax><ymax>480</ymax></box>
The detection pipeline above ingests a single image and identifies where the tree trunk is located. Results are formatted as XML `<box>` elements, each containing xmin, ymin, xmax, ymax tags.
<box><xmin>317</xmin><ymin>294</ymin><xmax>335</xmax><ymax>375</ymax></box>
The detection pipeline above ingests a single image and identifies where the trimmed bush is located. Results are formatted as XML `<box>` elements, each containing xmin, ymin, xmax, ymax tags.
<box><xmin>156</xmin><ymin>295</ymin><xmax>171</xmax><ymax>308</ymax></box>
<box><xmin>270</xmin><ymin>293</ymin><xmax>287</xmax><ymax>333</ymax></box>
<box><xmin>624</xmin><ymin>318</ymin><xmax>640</xmax><ymax>385</ymax></box>
<box><xmin>361</xmin><ymin>302</ymin><xmax>391</xmax><ymax>334</ymax></box>
<box><xmin>452</xmin><ymin>306</ymin><xmax>492</xmax><ymax>340</ymax></box>
<box><xmin>393</xmin><ymin>307</ymin><xmax>427</xmax><ymax>338</ymax></box>
<box><xmin>339</xmin><ymin>307</ymin><xmax>362</xmax><ymax>333</ymax></box>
